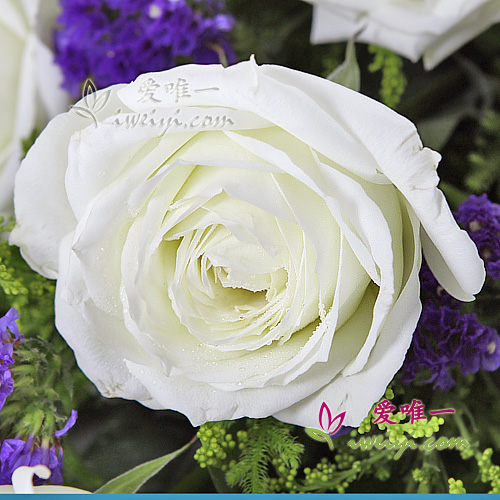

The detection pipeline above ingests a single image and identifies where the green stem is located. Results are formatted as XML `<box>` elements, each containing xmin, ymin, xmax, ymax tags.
<box><xmin>453</xmin><ymin>411</ymin><xmax>472</xmax><ymax>443</ymax></box>
<box><xmin>480</xmin><ymin>372</ymin><xmax>500</xmax><ymax>400</ymax></box>
<box><xmin>453</xmin><ymin>410</ymin><xmax>481</xmax><ymax>461</ymax></box>
<box><xmin>433</xmin><ymin>450</ymin><xmax>450</xmax><ymax>492</ymax></box>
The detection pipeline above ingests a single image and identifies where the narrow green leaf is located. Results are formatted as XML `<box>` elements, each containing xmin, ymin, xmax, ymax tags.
<box><xmin>417</xmin><ymin>113</ymin><xmax>462</xmax><ymax>152</ymax></box>
<box><xmin>327</xmin><ymin>40</ymin><xmax>360</xmax><ymax>92</ymax></box>
<box><xmin>94</xmin><ymin>435</ymin><xmax>196</xmax><ymax>494</ymax></box>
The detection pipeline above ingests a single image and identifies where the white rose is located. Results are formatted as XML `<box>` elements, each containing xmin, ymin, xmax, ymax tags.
<box><xmin>0</xmin><ymin>0</ymin><xmax>69</xmax><ymax>213</ymax></box>
<box><xmin>305</xmin><ymin>0</ymin><xmax>500</xmax><ymax>69</ymax></box>
<box><xmin>10</xmin><ymin>59</ymin><xmax>484</xmax><ymax>428</ymax></box>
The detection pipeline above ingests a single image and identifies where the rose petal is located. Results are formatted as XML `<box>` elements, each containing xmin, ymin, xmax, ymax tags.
<box><xmin>275</xmin><ymin>201</ymin><xmax>421</xmax><ymax>427</ymax></box>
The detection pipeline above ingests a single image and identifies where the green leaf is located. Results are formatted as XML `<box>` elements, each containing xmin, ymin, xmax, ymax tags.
<box><xmin>417</xmin><ymin>113</ymin><xmax>463</xmax><ymax>152</ymax></box>
<box><xmin>94</xmin><ymin>436</ymin><xmax>196</xmax><ymax>494</ymax></box>
<box><xmin>327</xmin><ymin>41</ymin><xmax>360</xmax><ymax>92</ymax></box>
<box><xmin>225</xmin><ymin>418</ymin><xmax>304</xmax><ymax>493</ymax></box>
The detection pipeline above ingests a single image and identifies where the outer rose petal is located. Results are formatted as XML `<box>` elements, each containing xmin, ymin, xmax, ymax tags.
<box><xmin>55</xmin><ymin>233</ymin><xmax>160</xmax><ymax>405</ymax></box>
<box><xmin>12</xmin><ymin>60</ymin><xmax>485</xmax><ymax>428</ymax></box>
<box><xmin>10</xmin><ymin>87</ymin><xmax>129</xmax><ymax>278</ymax></box>
<box><xmin>304</xmin><ymin>0</ymin><xmax>500</xmax><ymax>70</ymax></box>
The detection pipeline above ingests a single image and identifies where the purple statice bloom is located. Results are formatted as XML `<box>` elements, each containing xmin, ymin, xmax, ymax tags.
<box><xmin>0</xmin><ymin>411</ymin><xmax>77</xmax><ymax>486</ymax></box>
<box><xmin>419</xmin><ymin>259</ymin><xmax>458</xmax><ymax>308</ymax></box>
<box><xmin>455</xmin><ymin>194</ymin><xmax>500</xmax><ymax>280</ymax></box>
<box><xmin>402</xmin><ymin>302</ymin><xmax>500</xmax><ymax>390</ymax></box>
<box><xmin>459</xmin><ymin>324</ymin><xmax>500</xmax><ymax>376</ymax></box>
<box><xmin>0</xmin><ymin>308</ymin><xmax>21</xmax><ymax>411</ymax></box>
<box><xmin>54</xmin><ymin>0</ymin><xmax>236</xmax><ymax>97</ymax></box>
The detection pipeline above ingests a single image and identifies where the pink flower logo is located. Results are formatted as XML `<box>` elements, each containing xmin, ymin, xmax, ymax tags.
<box><xmin>319</xmin><ymin>402</ymin><xmax>346</xmax><ymax>436</ymax></box>
<box><xmin>305</xmin><ymin>402</ymin><xmax>346</xmax><ymax>450</ymax></box>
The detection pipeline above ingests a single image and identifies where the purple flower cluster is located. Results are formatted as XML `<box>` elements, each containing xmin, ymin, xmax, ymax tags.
<box><xmin>0</xmin><ymin>437</ymin><xmax>63</xmax><ymax>485</ymax></box>
<box><xmin>403</xmin><ymin>301</ymin><xmax>500</xmax><ymax>390</ymax></box>
<box><xmin>54</xmin><ymin>0</ymin><xmax>236</xmax><ymax>97</ymax></box>
<box><xmin>0</xmin><ymin>411</ymin><xmax>77</xmax><ymax>486</ymax></box>
<box><xmin>0</xmin><ymin>308</ymin><xmax>22</xmax><ymax>412</ymax></box>
<box><xmin>455</xmin><ymin>194</ymin><xmax>500</xmax><ymax>280</ymax></box>
<box><xmin>403</xmin><ymin>194</ymin><xmax>500</xmax><ymax>390</ymax></box>
<box><xmin>0</xmin><ymin>305</ymin><xmax>77</xmax><ymax>486</ymax></box>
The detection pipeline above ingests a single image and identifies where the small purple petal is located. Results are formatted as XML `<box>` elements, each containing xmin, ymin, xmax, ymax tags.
<box><xmin>0</xmin><ymin>439</ymin><xmax>30</xmax><ymax>485</ymax></box>
<box><xmin>55</xmin><ymin>410</ymin><xmax>78</xmax><ymax>438</ymax></box>
<box><xmin>478</xmin><ymin>330</ymin><xmax>500</xmax><ymax>372</ymax></box>
<box><xmin>0</xmin><ymin>370</ymin><xmax>14</xmax><ymax>412</ymax></box>
<box><xmin>0</xmin><ymin>308</ymin><xmax>21</xmax><ymax>342</ymax></box>
<box><xmin>0</xmin><ymin>308</ymin><xmax>21</xmax><ymax>412</ymax></box>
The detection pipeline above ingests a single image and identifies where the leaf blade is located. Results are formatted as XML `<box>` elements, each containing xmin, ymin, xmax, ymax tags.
<box><xmin>94</xmin><ymin>436</ymin><xmax>196</xmax><ymax>494</ymax></box>
<box><xmin>327</xmin><ymin>40</ymin><xmax>360</xmax><ymax>92</ymax></box>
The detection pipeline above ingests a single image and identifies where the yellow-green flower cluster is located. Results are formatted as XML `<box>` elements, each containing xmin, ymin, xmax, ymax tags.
<box><xmin>194</xmin><ymin>422</ymin><xmax>236</xmax><ymax>469</ymax></box>
<box><xmin>269</xmin><ymin>457</ymin><xmax>299</xmax><ymax>493</ymax></box>
<box><xmin>476</xmin><ymin>448</ymin><xmax>500</xmax><ymax>493</ymax></box>
<box><xmin>413</xmin><ymin>467</ymin><xmax>430</xmax><ymax>485</ymax></box>
<box><xmin>379</xmin><ymin>415</ymin><xmax>445</xmax><ymax>441</ymax></box>
<box><xmin>368</xmin><ymin>45</ymin><xmax>407</xmax><ymax>108</ymax></box>
<box><xmin>302</xmin><ymin>457</ymin><xmax>362</xmax><ymax>493</ymax></box>
<box><xmin>448</xmin><ymin>478</ymin><xmax>466</xmax><ymax>494</ymax></box>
